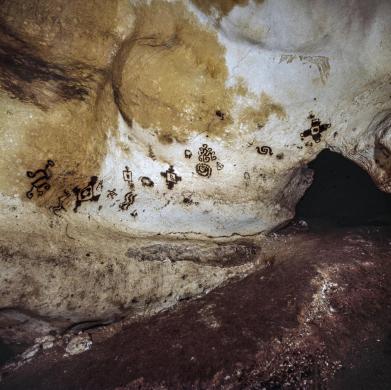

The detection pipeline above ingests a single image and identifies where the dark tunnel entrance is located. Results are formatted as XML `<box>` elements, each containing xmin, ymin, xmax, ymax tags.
<box><xmin>295</xmin><ymin>149</ymin><xmax>391</xmax><ymax>227</ymax></box>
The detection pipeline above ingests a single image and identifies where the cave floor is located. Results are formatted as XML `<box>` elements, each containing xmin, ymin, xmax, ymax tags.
<box><xmin>1</xmin><ymin>224</ymin><xmax>391</xmax><ymax>389</ymax></box>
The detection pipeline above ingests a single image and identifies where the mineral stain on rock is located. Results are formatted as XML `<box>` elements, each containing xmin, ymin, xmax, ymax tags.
<box><xmin>191</xmin><ymin>0</ymin><xmax>265</xmax><ymax>20</ymax></box>
<box><xmin>125</xmin><ymin>241</ymin><xmax>258</xmax><ymax>266</ymax></box>
<box><xmin>112</xmin><ymin>0</ymin><xmax>284</xmax><ymax>144</ymax></box>
<box><xmin>0</xmin><ymin>0</ymin><xmax>129</xmax><ymax>204</ymax></box>
<box><xmin>0</xmin><ymin>33</ymin><xmax>91</xmax><ymax>110</ymax></box>
<box><xmin>112</xmin><ymin>0</ymin><xmax>236</xmax><ymax>144</ymax></box>
<box><xmin>0</xmin><ymin>0</ymin><xmax>288</xmax><ymax>208</ymax></box>
<box><xmin>279</xmin><ymin>54</ymin><xmax>331</xmax><ymax>85</ymax></box>
<box><xmin>240</xmin><ymin>92</ymin><xmax>287</xmax><ymax>129</ymax></box>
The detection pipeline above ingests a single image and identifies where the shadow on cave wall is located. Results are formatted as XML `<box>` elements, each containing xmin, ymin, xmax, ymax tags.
<box><xmin>296</xmin><ymin>149</ymin><xmax>391</xmax><ymax>227</ymax></box>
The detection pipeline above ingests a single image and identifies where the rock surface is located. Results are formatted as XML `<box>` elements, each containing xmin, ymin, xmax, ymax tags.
<box><xmin>1</xmin><ymin>226</ymin><xmax>391</xmax><ymax>389</ymax></box>
<box><xmin>65</xmin><ymin>334</ymin><xmax>92</xmax><ymax>356</ymax></box>
<box><xmin>0</xmin><ymin>0</ymin><xmax>390</xmax><ymax>336</ymax></box>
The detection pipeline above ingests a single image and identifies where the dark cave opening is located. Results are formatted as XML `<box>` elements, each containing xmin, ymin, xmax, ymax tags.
<box><xmin>296</xmin><ymin>149</ymin><xmax>391</xmax><ymax>226</ymax></box>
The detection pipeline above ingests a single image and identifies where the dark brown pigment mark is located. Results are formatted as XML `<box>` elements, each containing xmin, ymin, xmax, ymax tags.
<box><xmin>139</xmin><ymin>177</ymin><xmax>154</xmax><ymax>187</ymax></box>
<box><xmin>216</xmin><ymin>161</ymin><xmax>224</xmax><ymax>170</ymax></box>
<box><xmin>49</xmin><ymin>189</ymin><xmax>71</xmax><ymax>217</ymax></box>
<box><xmin>196</xmin><ymin>163</ymin><xmax>212</xmax><ymax>177</ymax></box>
<box><xmin>96</xmin><ymin>180</ymin><xmax>103</xmax><ymax>192</ymax></box>
<box><xmin>122</xmin><ymin>166</ymin><xmax>133</xmax><ymax>184</ymax></box>
<box><xmin>119</xmin><ymin>189</ymin><xmax>137</xmax><ymax>211</ymax></box>
<box><xmin>182</xmin><ymin>191</ymin><xmax>199</xmax><ymax>206</ymax></box>
<box><xmin>119</xmin><ymin>166</ymin><xmax>137</xmax><ymax>210</ymax></box>
<box><xmin>215</xmin><ymin>110</ymin><xmax>225</xmax><ymax>120</ymax></box>
<box><xmin>161</xmin><ymin>166</ymin><xmax>182</xmax><ymax>190</ymax></box>
<box><xmin>148</xmin><ymin>145</ymin><xmax>157</xmax><ymax>161</ymax></box>
<box><xmin>256</xmin><ymin>146</ymin><xmax>273</xmax><ymax>156</ymax></box>
<box><xmin>72</xmin><ymin>176</ymin><xmax>101</xmax><ymax>212</ymax></box>
<box><xmin>198</xmin><ymin>143</ymin><xmax>217</xmax><ymax>163</ymax></box>
<box><xmin>106</xmin><ymin>189</ymin><xmax>118</xmax><ymax>199</ymax></box>
<box><xmin>196</xmin><ymin>143</ymin><xmax>219</xmax><ymax>178</ymax></box>
<box><xmin>183</xmin><ymin>197</ymin><xmax>193</xmax><ymax>205</ymax></box>
<box><xmin>26</xmin><ymin>159</ymin><xmax>55</xmax><ymax>199</ymax></box>
<box><xmin>300</xmin><ymin>114</ymin><xmax>331</xmax><ymax>143</ymax></box>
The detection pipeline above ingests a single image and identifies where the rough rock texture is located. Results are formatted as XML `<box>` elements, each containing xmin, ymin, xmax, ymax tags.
<box><xmin>0</xmin><ymin>221</ymin><xmax>263</xmax><ymax>340</ymax></box>
<box><xmin>0</xmin><ymin>0</ymin><xmax>390</xmax><ymax>337</ymax></box>
<box><xmin>1</xmin><ymin>226</ymin><xmax>391</xmax><ymax>389</ymax></box>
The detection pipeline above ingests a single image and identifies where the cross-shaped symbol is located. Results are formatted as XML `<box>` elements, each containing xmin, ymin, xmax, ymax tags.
<box><xmin>300</xmin><ymin>114</ymin><xmax>330</xmax><ymax>143</ymax></box>
<box><xmin>161</xmin><ymin>166</ymin><xmax>182</xmax><ymax>190</ymax></box>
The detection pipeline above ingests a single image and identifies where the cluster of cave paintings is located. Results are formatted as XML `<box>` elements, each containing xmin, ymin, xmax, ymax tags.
<box><xmin>25</xmin><ymin>115</ymin><xmax>331</xmax><ymax>216</ymax></box>
<box><xmin>26</xmin><ymin>162</ymin><xmax>154</xmax><ymax>217</ymax></box>
<box><xmin>186</xmin><ymin>143</ymin><xmax>224</xmax><ymax>178</ymax></box>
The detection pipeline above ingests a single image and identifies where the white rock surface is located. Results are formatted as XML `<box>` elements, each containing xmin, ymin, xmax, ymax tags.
<box><xmin>65</xmin><ymin>335</ymin><xmax>92</xmax><ymax>356</ymax></box>
<box><xmin>21</xmin><ymin>344</ymin><xmax>40</xmax><ymax>361</ymax></box>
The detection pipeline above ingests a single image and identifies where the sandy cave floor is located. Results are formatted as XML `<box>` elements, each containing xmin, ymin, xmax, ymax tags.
<box><xmin>1</xmin><ymin>223</ymin><xmax>391</xmax><ymax>389</ymax></box>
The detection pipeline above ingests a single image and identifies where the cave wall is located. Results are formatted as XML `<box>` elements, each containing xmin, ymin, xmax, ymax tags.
<box><xmin>0</xmin><ymin>0</ymin><xmax>390</xmax><ymax>338</ymax></box>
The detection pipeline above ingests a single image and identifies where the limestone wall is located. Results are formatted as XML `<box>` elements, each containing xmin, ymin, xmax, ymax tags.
<box><xmin>0</xmin><ymin>0</ymin><xmax>390</xmax><ymax>338</ymax></box>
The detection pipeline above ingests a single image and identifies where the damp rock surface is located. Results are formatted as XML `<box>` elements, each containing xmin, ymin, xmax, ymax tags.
<box><xmin>0</xmin><ymin>224</ymin><xmax>263</xmax><ymax>341</ymax></box>
<box><xmin>1</xmin><ymin>226</ymin><xmax>391</xmax><ymax>389</ymax></box>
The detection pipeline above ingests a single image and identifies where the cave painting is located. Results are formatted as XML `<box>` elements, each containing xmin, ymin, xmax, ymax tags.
<box><xmin>256</xmin><ymin>146</ymin><xmax>273</xmax><ymax>156</ymax></box>
<box><xmin>73</xmin><ymin>176</ymin><xmax>102</xmax><ymax>212</ymax></box>
<box><xmin>216</xmin><ymin>161</ymin><xmax>224</xmax><ymax>170</ymax></box>
<box><xmin>107</xmin><ymin>189</ymin><xmax>118</xmax><ymax>199</ymax></box>
<box><xmin>198</xmin><ymin>144</ymin><xmax>217</xmax><ymax>163</ymax></box>
<box><xmin>182</xmin><ymin>191</ymin><xmax>199</xmax><ymax>206</ymax></box>
<box><xmin>195</xmin><ymin>144</ymin><xmax>220</xmax><ymax>178</ymax></box>
<box><xmin>122</xmin><ymin>166</ymin><xmax>133</xmax><ymax>183</ymax></box>
<box><xmin>196</xmin><ymin>163</ymin><xmax>212</xmax><ymax>178</ymax></box>
<box><xmin>26</xmin><ymin>160</ymin><xmax>55</xmax><ymax>199</ymax></box>
<box><xmin>96</xmin><ymin>180</ymin><xmax>103</xmax><ymax>192</ymax></box>
<box><xmin>300</xmin><ymin>114</ymin><xmax>331</xmax><ymax>143</ymax></box>
<box><xmin>120</xmin><ymin>166</ymin><xmax>137</xmax><ymax>211</ymax></box>
<box><xmin>161</xmin><ymin>166</ymin><xmax>182</xmax><ymax>190</ymax></box>
<box><xmin>119</xmin><ymin>188</ymin><xmax>137</xmax><ymax>211</ymax></box>
<box><xmin>139</xmin><ymin>176</ymin><xmax>154</xmax><ymax>187</ymax></box>
<box><xmin>49</xmin><ymin>189</ymin><xmax>71</xmax><ymax>217</ymax></box>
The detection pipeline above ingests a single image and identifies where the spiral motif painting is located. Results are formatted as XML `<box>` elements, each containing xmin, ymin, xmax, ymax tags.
<box><xmin>256</xmin><ymin>146</ymin><xmax>273</xmax><ymax>156</ymax></box>
<box><xmin>196</xmin><ymin>163</ymin><xmax>212</xmax><ymax>178</ymax></box>
<box><xmin>198</xmin><ymin>144</ymin><xmax>217</xmax><ymax>163</ymax></box>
